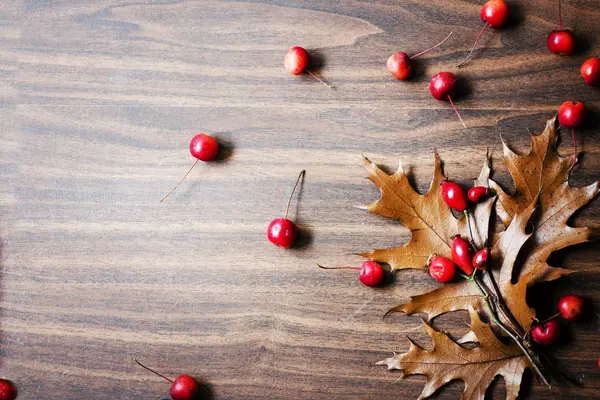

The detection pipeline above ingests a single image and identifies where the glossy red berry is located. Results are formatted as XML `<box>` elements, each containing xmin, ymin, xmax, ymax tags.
<box><xmin>359</xmin><ymin>261</ymin><xmax>385</xmax><ymax>287</ymax></box>
<box><xmin>547</xmin><ymin>30</ymin><xmax>575</xmax><ymax>55</ymax></box>
<box><xmin>473</xmin><ymin>248</ymin><xmax>489</xmax><ymax>270</ymax></box>
<box><xmin>581</xmin><ymin>57</ymin><xmax>600</xmax><ymax>86</ymax></box>
<box><xmin>284</xmin><ymin>46</ymin><xmax>309</xmax><ymax>75</ymax></box>
<box><xmin>441</xmin><ymin>181</ymin><xmax>469</xmax><ymax>212</ymax></box>
<box><xmin>267</xmin><ymin>170</ymin><xmax>305</xmax><ymax>249</ymax></box>
<box><xmin>480</xmin><ymin>0</ymin><xmax>509</xmax><ymax>28</ymax></box>
<box><xmin>170</xmin><ymin>375</ymin><xmax>199</xmax><ymax>400</ymax></box>
<box><xmin>267</xmin><ymin>218</ymin><xmax>298</xmax><ymax>249</ymax></box>
<box><xmin>468</xmin><ymin>186</ymin><xmax>489</xmax><ymax>203</ymax></box>
<box><xmin>428</xmin><ymin>255</ymin><xmax>456</xmax><ymax>282</ymax></box>
<box><xmin>558</xmin><ymin>294</ymin><xmax>584</xmax><ymax>321</ymax></box>
<box><xmin>430</xmin><ymin>72</ymin><xmax>457</xmax><ymax>100</ymax></box>
<box><xmin>452</xmin><ymin>235</ymin><xmax>474</xmax><ymax>275</ymax></box>
<box><xmin>531</xmin><ymin>319</ymin><xmax>560</xmax><ymax>345</ymax></box>
<box><xmin>190</xmin><ymin>134</ymin><xmax>219</xmax><ymax>162</ymax></box>
<box><xmin>558</xmin><ymin>101</ymin><xmax>585</xmax><ymax>127</ymax></box>
<box><xmin>387</xmin><ymin>52</ymin><xmax>412</xmax><ymax>80</ymax></box>
<box><xmin>387</xmin><ymin>32</ymin><xmax>453</xmax><ymax>80</ymax></box>
<box><xmin>135</xmin><ymin>360</ymin><xmax>199</xmax><ymax>400</ymax></box>
<box><xmin>0</xmin><ymin>379</ymin><xmax>17</xmax><ymax>400</ymax></box>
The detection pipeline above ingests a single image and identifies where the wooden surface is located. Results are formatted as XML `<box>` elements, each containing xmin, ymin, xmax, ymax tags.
<box><xmin>1</xmin><ymin>0</ymin><xmax>600</xmax><ymax>399</ymax></box>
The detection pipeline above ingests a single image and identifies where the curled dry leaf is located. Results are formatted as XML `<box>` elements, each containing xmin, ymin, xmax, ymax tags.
<box><xmin>360</xmin><ymin>152</ymin><xmax>493</xmax><ymax>271</ymax></box>
<box><xmin>377</xmin><ymin>307</ymin><xmax>530</xmax><ymax>400</ymax></box>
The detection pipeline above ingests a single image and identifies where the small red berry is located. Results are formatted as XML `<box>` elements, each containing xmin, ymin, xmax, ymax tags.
<box><xmin>480</xmin><ymin>0</ymin><xmax>509</xmax><ymax>28</ymax></box>
<box><xmin>468</xmin><ymin>186</ymin><xmax>489</xmax><ymax>203</ymax></box>
<box><xmin>451</xmin><ymin>235</ymin><xmax>474</xmax><ymax>275</ymax></box>
<box><xmin>189</xmin><ymin>133</ymin><xmax>219</xmax><ymax>162</ymax></box>
<box><xmin>531</xmin><ymin>319</ymin><xmax>560</xmax><ymax>345</ymax></box>
<box><xmin>430</xmin><ymin>72</ymin><xmax>457</xmax><ymax>101</ymax></box>
<box><xmin>0</xmin><ymin>379</ymin><xmax>17</xmax><ymax>400</ymax></box>
<box><xmin>473</xmin><ymin>248</ymin><xmax>489</xmax><ymax>270</ymax></box>
<box><xmin>558</xmin><ymin>101</ymin><xmax>585</xmax><ymax>127</ymax></box>
<box><xmin>267</xmin><ymin>170</ymin><xmax>305</xmax><ymax>249</ymax></box>
<box><xmin>428</xmin><ymin>256</ymin><xmax>456</xmax><ymax>282</ymax></box>
<box><xmin>359</xmin><ymin>261</ymin><xmax>385</xmax><ymax>287</ymax></box>
<box><xmin>441</xmin><ymin>181</ymin><xmax>469</xmax><ymax>212</ymax></box>
<box><xmin>267</xmin><ymin>218</ymin><xmax>298</xmax><ymax>249</ymax></box>
<box><xmin>284</xmin><ymin>46</ymin><xmax>309</xmax><ymax>75</ymax></box>
<box><xmin>581</xmin><ymin>57</ymin><xmax>600</xmax><ymax>86</ymax></box>
<box><xmin>558</xmin><ymin>294</ymin><xmax>584</xmax><ymax>321</ymax></box>
<box><xmin>170</xmin><ymin>375</ymin><xmax>199</xmax><ymax>400</ymax></box>
<box><xmin>547</xmin><ymin>30</ymin><xmax>575</xmax><ymax>55</ymax></box>
<box><xmin>387</xmin><ymin>52</ymin><xmax>412</xmax><ymax>80</ymax></box>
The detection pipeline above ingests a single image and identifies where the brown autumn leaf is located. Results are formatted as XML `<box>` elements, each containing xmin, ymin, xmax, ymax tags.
<box><xmin>490</xmin><ymin>117</ymin><xmax>600</xmax><ymax>286</ymax></box>
<box><xmin>377</xmin><ymin>307</ymin><xmax>530</xmax><ymax>400</ymax></box>
<box><xmin>359</xmin><ymin>152</ymin><xmax>493</xmax><ymax>271</ymax></box>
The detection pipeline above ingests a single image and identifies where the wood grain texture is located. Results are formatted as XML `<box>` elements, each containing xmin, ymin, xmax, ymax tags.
<box><xmin>1</xmin><ymin>0</ymin><xmax>599</xmax><ymax>399</ymax></box>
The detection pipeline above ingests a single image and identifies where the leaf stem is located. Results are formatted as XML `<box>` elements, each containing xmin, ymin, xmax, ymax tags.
<box><xmin>470</xmin><ymin>276</ymin><xmax>551</xmax><ymax>388</ymax></box>
<box><xmin>317</xmin><ymin>264</ymin><xmax>361</xmax><ymax>271</ymax></box>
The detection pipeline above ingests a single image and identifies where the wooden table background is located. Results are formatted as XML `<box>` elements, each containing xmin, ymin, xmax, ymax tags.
<box><xmin>1</xmin><ymin>0</ymin><xmax>599</xmax><ymax>399</ymax></box>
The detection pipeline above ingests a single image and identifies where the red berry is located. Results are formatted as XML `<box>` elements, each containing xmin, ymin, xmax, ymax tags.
<box><xmin>468</xmin><ymin>186</ymin><xmax>489</xmax><ymax>203</ymax></box>
<box><xmin>558</xmin><ymin>100</ymin><xmax>585</xmax><ymax>127</ymax></box>
<box><xmin>189</xmin><ymin>134</ymin><xmax>219</xmax><ymax>162</ymax></box>
<box><xmin>480</xmin><ymin>0</ymin><xmax>509</xmax><ymax>28</ymax></box>
<box><xmin>170</xmin><ymin>375</ymin><xmax>199</xmax><ymax>400</ymax></box>
<box><xmin>387</xmin><ymin>52</ymin><xmax>412</xmax><ymax>80</ymax></box>
<box><xmin>267</xmin><ymin>170</ymin><xmax>305</xmax><ymax>249</ymax></box>
<box><xmin>430</xmin><ymin>72</ymin><xmax>457</xmax><ymax>100</ymax></box>
<box><xmin>581</xmin><ymin>57</ymin><xmax>600</xmax><ymax>86</ymax></box>
<box><xmin>0</xmin><ymin>379</ymin><xmax>17</xmax><ymax>400</ymax></box>
<box><xmin>284</xmin><ymin>46</ymin><xmax>309</xmax><ymax>75</ymax></box>
<box><xmin>547</xmin><ymin>30</ymin><xmax>575</xmax><ymax>55</ymax></box>
<box><xmin>359</xmin><ymin>261</ymin><xmax>385</xmax><ymax>287</ymax></box>
<box><xmin>441</xmin><ymin>181</ymin><xmax>469</xmax><ymax>212</ymax></box>
<box><xmin>473</xmin><ymin>248</ymin><xmax>489</xmax><ymax>270</ymax></box>
<box><xmin>428</xmin><ymin>256</ymin><xmax>456</xmax><ymax>282</ymax></box>
<box><xmin>451</xmin><ymin>235</ymin><xmax>474</xmax><ymax>275</ymax></box>
<box><xmin>558</xmin><ymin>294</ymin><xmax>584</xmax><ymax>321</ymax></box>
<box><xmin>267</xmin><ymin>218</ymin><xmax>298</xmax><ymax>249</ymax></box>
<box><xmin>531</xmin><ymin>319</ymin><xmax>560</xmax><ymax>345</ymax></box>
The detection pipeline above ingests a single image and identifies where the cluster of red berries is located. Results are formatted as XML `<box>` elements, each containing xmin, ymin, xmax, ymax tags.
<box><xmin>529</xmin><ymin>294</ymin><xmax>585</xmax><ymax>346</ymax></box>
<box><xmin>426</xmin><ymin>181</ymin><xmax>492</xmax><ymax>283</ymax></box>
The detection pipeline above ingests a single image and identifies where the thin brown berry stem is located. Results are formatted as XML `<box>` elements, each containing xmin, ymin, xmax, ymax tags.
<box><xmin>410</xmin><ymin>31</ymin><xmax>454</xmax><ymax>59</ymax></box>
<box><xmin>525</xmin><ymin>313</ymin><xmax>561</xmax><ymax>337</ymax></box>
<box><xmin>457</xmin><ymin>21</ymin><xmax>489</xmax><ymax>68</ymax></box>
<box><xmin>305</xmin><ymin>70</ymin><xmax>333</xmax><ymax>89</ymax></box>
<box><xmin>284</xmin><ymin>170</ymin><xmax>306</xmax><ymax>219</ymax></box>
<box><xmin>558</xmin><ymin>0</ymin><xmax>563</xmax><ymax>31</ymax></box>
<box><xmin>134</xmin><ymin>359</ymin><xmax>174</xmax><ymax>383</ymax></box>
<box><xmin>447</xmin><ymin>95</ymin><xmax>467</xmax><ymax>128</ymax></box>
<box><xmin>160</xmin><ymin>159</ymin><xmax>199</xmax><ymax>202</ymax></box>
<box><xmin>317</xmin><ymin>264</ymin><xmax>361</xmax><ymax>271</ymax></box>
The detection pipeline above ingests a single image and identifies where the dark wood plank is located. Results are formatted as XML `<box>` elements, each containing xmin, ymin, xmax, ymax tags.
<box><xmin>1</xmin><ymin>0</ymin><xmax>599</xmax><ymax>399</ymax></box>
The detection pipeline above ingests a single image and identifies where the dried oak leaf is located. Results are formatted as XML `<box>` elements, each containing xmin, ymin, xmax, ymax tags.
<box><xmin>360</xmin><ymin>152</ymin><xmax>493</xmax><ymax>271</ymax></box>
<box><xmin>490</xmin><ymin>117</ymin><xmax>600</xmax><ymax>286</ymax></box>
<box><xmin>377</xmin><ymin>307</ymin><xmax>529</xmax><ymax>400</ymax></box>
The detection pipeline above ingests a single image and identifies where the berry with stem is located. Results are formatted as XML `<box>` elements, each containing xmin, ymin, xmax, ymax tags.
<box><xmin>441</xmin><ymin>180</ymin><xmax>475</xmax><ymax>242</ymax></box>
<box><xmin>581</xmin><ymin>57</ymin><xmax>600</xmax><ymax>86</ymax></box>
<box><xmin>473</xmin><ymin>248</ymin><xmax>489</xmax><ymax>270</ymax></box>
<box><xmin>547</xmin><ymin>0</ymin><xmax>575</xmax><ymax>55</ymax></box>
<box><xmin>558</xmin><ymin>294</ymin><xmax>584</xmax><ymax>321</ymax></box>
<box><xmin>318</xmin><ymin>261</ymin><xmax>384</xmax><ymax>287</ymax></box>
<box><xmin>135</xmin><ymin>359</ymin><xmax>199</xmax><ymax>400</ymax></box>
<box><xmin>452</xmin><ymin>235</ymin><xmax>474</xmax><ymax>275</ymax></box>
<box><xmin>160</xmin><ymin>133</ymin><xmax>219</xmax><ymax>202</ymax></box>
<box><xmin>284</xmin><ymin>46</ymin><xmax>331</xmax><ymax>88</ymax></box>
<box><xmin>267</xmin><ymin>170</ymin><xmax>305</xmax><ymax>248</ymax></box>
<box><xmin>387</xmin><ymin>32</ymin><xmax>453</xmax><ymax>80</ymax></box>
<box><xmin>429</xmin><ymin>72</ymin><xmax>466</xmax><ymax>128</ymax></box>
<box><xmin>427</xmin><ymin>255</ymin><xmax>456</xmax><ymax>282</ymax></box>
<box><xmin>531</xmin><ymin>319</ymin><xmax>560</xmax><ymax>345</ymax></box>
<box><xmin>468</xmin><ymin>186</ymin><xmax>489</xmax><ymax>203</ymax></box>
<box><xmin>457</xmin><ymin>0</ymin><xmax>509</xmax><ymax>67</ymax></box>
<box><xmin>558</xmin><ymin>100</ymin><xmax>585</xmax><ymax>169</ymax></box>
<box><xmin>0</xmin><ymin>379</ymin><xmax>17</xmax><ymax>400</ymax></box>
